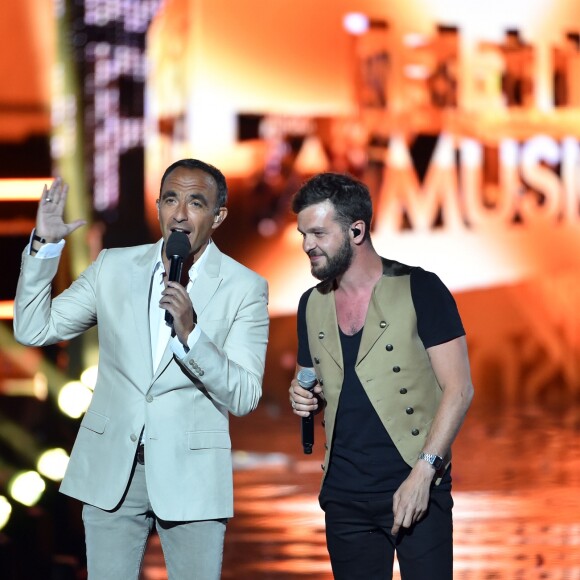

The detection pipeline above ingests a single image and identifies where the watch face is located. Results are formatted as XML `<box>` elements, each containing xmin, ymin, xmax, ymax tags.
<box><xmin>433</xmin><ymin>456</ymin><xmax>444</xmax><ymax>470</ymax></box>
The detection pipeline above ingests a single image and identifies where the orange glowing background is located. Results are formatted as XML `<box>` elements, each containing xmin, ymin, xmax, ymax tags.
<box><xmin>142</xmin><ymin>0</ymin><xmax>580</xmax><ymax>317</ymax></box>
<box><xmin>0</xmin><ymin>3</ymin><xmax>579</xmax><ymax>578</ymax></box>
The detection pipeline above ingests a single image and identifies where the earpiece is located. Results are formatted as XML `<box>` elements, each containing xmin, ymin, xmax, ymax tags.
<box><xmin>352</xmin><ymin>227</ymin><xmax>361</xmax><ymax>237</ymax></box>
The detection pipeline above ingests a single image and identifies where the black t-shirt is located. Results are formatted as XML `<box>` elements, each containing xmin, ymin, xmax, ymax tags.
<box><xmin>297</xmin><ymin>267</ymin><xmax>464</xmax><ymax>500</ymax></box>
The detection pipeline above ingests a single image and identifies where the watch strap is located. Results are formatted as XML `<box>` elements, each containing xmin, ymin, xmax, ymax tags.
<box><xmin>419</xmin><ymin>451</ymin><xmax>444</xmax><ymax>470</ymax></box>
<box><xmin>29</xmin><ymin>229</ymin><xmax>48</xmax><ymax>256</ymax></box>
<box><xmin>32</xmin><ymin>231</ymin><xmax>47</xmax><ymax>244</ymax></box>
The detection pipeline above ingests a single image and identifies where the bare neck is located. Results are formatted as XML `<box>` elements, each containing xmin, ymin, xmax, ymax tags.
<box><xmin>335</xmin><ymin>243</ymin><xmax>383</xmax><ymax>295</ymax></box>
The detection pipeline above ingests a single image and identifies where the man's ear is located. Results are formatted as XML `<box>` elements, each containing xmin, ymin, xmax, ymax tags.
<box><xmin>350</xmin><ymin>220</ymin><xmax>364</xmax><ymax>241</ymax></box>
<box><xmin>212</xmin><ymin>207</ymin><xmax>228</xmax><ymax>229</ymax></box>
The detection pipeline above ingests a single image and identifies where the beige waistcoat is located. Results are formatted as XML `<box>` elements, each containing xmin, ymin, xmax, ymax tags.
<box><xmin>305</xmin><ymin>264</ymin><xmax>449</xmax><ymax>483</ymax></box>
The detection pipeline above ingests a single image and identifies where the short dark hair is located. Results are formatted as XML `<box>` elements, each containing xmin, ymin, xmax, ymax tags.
<box><xmin>159</xmin><ymin>159</ymin><xmax>228</xmax><ymax>210</ymax></box>
<box><xmin>292</xmin><ymin>172</ymin><xmax>372</xmax><ymax>239</ymax></box>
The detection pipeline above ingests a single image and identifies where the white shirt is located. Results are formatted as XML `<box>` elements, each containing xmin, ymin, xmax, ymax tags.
<box><xmin>149</xmin><ymin>240</ymin><xmax>210</xmax><ymax>370</ymax></box>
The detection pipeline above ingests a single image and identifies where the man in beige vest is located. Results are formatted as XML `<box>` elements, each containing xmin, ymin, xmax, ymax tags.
<box><xmin>289</xmin><ymin>172</ymin><xmax>473</xmax><ymax>579</ymax></box>
<box><xmin>14</xmin><ymin>159</ymin><xmax>269</xmax><ymax>579</ymax></box>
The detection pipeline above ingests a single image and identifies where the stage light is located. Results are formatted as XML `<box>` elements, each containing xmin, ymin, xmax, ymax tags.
<box><xmin>37</xmin><ymin>448</ymin><xmax>70</xmax><ymax>482</ymax></box>
<box><xmin>0</xmin><ymin>301</ymin><xmax>14</xmax><ymax>320</ymax></box>
<box><xmin>33</xmin><ymin>372</ymin><xmax>49</xmax><ymax>401</ymax></box>
<box><xmin>80</xmin><ymin>365</ymin><xmax>98</xmax><ymax>391</ymax></box>
<box><xmin>0</xmin><ymin>178</ymin><xmax>53</xmax><ymax>201</ymax></box>
<box><xmin>8</xmin><ymin>471</ymin><xmax>46</xmax><ymax>507</ymax></box>
<box><xmin>343</xmin><ymin>13</ymin><xmax>369</xmax><ymax>36</ymax></box>
<box><xmin>404</xmin><ymin>64</ymin><xmax>430</xmax><ymax>80</ymax></box>
<box><xmin>403</xmin><ymin>33</ymin><xmax>429</xmax><ymax>48</ymax></box>
<box><xmin>0</xmin><ymin>496</ymin><xmax>12</xmax><ymax>530</ymax></box>
<box><xmin>58</xmin><ymin>381</ymin><xmax>93</xmax><ymax>419</ymax></box>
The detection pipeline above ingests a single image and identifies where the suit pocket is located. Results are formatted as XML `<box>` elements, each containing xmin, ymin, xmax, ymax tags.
<box><xmin>187</xmin><ymin>431</ymin><xmax>231</xmax><ymax>450</ymax></box>
<box><xmin>80</xmin><ymin>410</ymin><xmax>109</xmax><ymax>434</ymax></box>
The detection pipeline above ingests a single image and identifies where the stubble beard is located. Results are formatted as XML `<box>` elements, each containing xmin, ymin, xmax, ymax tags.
<box><xmin>310</xmin><ymin>233</ymin><xmax>353</xmax><ymax>282</ymax></box>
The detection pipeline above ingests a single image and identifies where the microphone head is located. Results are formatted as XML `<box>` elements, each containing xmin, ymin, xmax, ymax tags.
<box><xmin>165</xmin><ymin>231</ymin><xmax>191</xmax><ymax>260</ymax></box>
<box><xmin>297</xmin><ymin>368</ymin><xmax>317</xmax><ymax>390</ymax></box>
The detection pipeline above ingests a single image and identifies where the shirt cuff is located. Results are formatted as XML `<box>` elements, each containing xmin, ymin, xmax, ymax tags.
<box><xmin>170</xmin><ymin>324</ymin><xmax>201</xmax><ymax>358</ymax></box>
<box><xmin>28</xmin><ymin>230</ymin><xmax>65</xmax><ymax>258</ymax></box>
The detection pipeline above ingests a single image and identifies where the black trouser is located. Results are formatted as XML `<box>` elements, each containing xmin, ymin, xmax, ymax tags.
<box><xmin>320</xmin><ymin>487</ymin><xmax>453</xmax><ymax>580</ymax></box>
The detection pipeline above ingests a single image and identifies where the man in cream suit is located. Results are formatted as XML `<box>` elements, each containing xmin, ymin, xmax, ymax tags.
<box><xmin>13</xmin><ymin>159</ymin><xmax>269</xmax><ymax>579</ymax></box>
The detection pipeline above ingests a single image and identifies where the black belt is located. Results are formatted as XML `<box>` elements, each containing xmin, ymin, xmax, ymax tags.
<box><xmin>136</xmin><ymin>442</ymin><xmax>145</xmax><ymax>465</ymax></box>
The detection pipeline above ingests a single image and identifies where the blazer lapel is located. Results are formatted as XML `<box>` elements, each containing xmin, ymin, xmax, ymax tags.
<box><xmin>130</xmin><ymin>241</ymin><xmax>161</xmax><ymax>386</ymax></box>
<box><xmin>190</xmin><ymin>242</ymin><xmax>223</xmax><ymax>318</ymax></box>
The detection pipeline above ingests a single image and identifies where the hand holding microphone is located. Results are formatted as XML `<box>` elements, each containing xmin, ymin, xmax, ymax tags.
<box><xmin>290</xmin><ymin>368</ymin><xmax>320</xmax><ymax>454</ymax></box>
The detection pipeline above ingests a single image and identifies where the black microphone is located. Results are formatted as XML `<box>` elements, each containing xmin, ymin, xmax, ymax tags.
<box><xmin>164</xmin><ymin>231</ymin><xmax>191</xmax><ymax>325</ymax></box>
<box><xmin>297</xmin><ymin>367</ymin><xmax>317</xmax><ymax>454</ymax></box>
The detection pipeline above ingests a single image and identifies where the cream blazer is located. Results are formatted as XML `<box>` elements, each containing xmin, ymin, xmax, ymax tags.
<box><xmin>14</xmin><ymin>240</ymin><xmax>269</xmax><ymax>521</ymax></box>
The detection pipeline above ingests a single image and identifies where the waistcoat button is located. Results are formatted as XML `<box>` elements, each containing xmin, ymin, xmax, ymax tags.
<box><xmin>411</xmin><ymin>428</ymin><xmax>420</xmax><ymax>436</ymax></box>
<box><xmin>393</xmin><ymin>366</ymin><xmax>401</xmax><ymax>373</ymax></box>
<box><xmin>380</xmin><ymin>321</ymin><xmax>387</xmax><ymax>328</ymax></box>
<box><xmin>318</xmin><ymin>332</ymin><xmax>325</xmax><ymax>339</ymax></box>
<box><xmin>385</xmin><ymin>344</ymin><xmax>393</xmax><ymax>351</ymax></box>
<box><xmin>406</xmin><ymin>406</ymin><xmax>414</xmax><ymax>414</ymax></box>
<box><xmin>314</xmin><ymin>357</ymin><xmax>320</xmax><ymax>364</ymax></box>
<box><xmin>399</xmin><ymin>387</ymin><xmax>407</xmax><ymax>394</ymax></box>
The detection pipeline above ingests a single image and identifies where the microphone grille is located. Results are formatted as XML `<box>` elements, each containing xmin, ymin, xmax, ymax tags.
<box><xmin>297</xmin><ymin>368</ymin><xmax>317</xmax><ymax>389</ymax></box>
<box><xmin>165</xmin><ymin>231</ymin><xmax>191</xmax><ymax>260</ymax></box>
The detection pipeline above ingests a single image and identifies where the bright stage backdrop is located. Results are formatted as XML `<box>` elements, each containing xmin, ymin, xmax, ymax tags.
<box><xmin>0</xmin><ymin>1</ymin><xmax>578</xmax><ymax>420</ymax></box>
<box><xmin>139</xmin><ymin>0</ymin><xmax>580</xmax><ymax>409</ymax></box>
<box><xmin>144</xmin><ymin>0</ymin><xmax>580</xmax><ymax>304</ymax></box>
<box><xmin>0</xmin><ymin>2</ymin><xmax>578</xmax><ymax>575</ymax></box>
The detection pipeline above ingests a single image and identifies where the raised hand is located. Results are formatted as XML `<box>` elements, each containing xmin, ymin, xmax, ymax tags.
<box><xmin>36</xmin><ymin>177</ymin><xmax>86</xmax><ymax>242</ymax></box>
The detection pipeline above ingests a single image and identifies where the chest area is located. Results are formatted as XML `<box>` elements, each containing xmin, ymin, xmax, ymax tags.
<box><xmin>334</xmin><ymin>290</ymin><xmax>373</xmax><ymax>335</ymax></box>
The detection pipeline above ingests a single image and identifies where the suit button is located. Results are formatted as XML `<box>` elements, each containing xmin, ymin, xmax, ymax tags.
<box><xmin>146</xmin><ymin>395</ymin><xmax>153</xmax><ymax>403</ymax></box>
<box><xmin>380</xmin><ymin>321</ymin><xmax>387</xmax><ymax>328</ymax></box>
<box><xmin>412</xmin><ymin>428</ymin><xmax>420</xmax><ymax>436</ymax></box>
<box><xmin>189</xmin><ymin>360</ymin><xmax>195</xmax><ymax>367</ymax></box>
<box><xmin>406</xmin><ymin>407</ymin><xmax>414</xmax><ymax>415</ymax></box>
<box><xmin>198</xmin><ymin>370</ymin><xmax>205</xmax><ymax>376</ymax></box>
<box><xmin>318</xmin><ymin>332</ymin><xmax>325</xmax><ymax>339</ymax></box>
<box><xmin>130</xmin><ymin>434</ymin><xmax>137</xmax><ymax>442</ymax></box>
<box><xmin>400</xmin><ymin>388</ymin><xmax>407</xmax><ymax>394</ymax></box>
<box><xmin>393</xmin><ymin>366</ymin><xmax>401</xmax><ymax>373</ymax></box>
<box><xmin>386</xmin><ymin>344</ymin><xmax>393</xmax><ymax>351</ymax></box>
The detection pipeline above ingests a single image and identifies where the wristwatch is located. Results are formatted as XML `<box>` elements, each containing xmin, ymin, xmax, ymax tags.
<box><xmin>419</xmin><ymin>452</ymin><xmax>443</xmax><ymax>470</ymax></box>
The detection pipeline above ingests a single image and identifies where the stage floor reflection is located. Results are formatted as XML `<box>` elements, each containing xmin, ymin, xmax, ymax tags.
<box><xmin>141</xmin><ymin>402</ymin><xmax>580</xmax><ymax>579</ymax></box>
